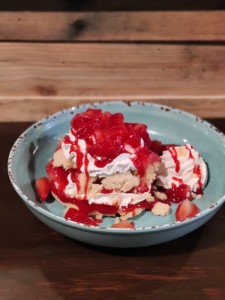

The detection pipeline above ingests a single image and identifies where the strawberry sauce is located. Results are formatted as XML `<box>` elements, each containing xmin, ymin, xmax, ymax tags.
<box><xmin>169</xmin><ymin>147</ymin><xmax>180</xmax><ymax>173</ymax></box>
<box><xmin>164</xmin><ymin>184</ymin><xmax>192</xmax><ymax>204</ymax></box>
<box><xmin>193</xmin><ymin>164</ymin><xmax>203</xmax><ymax>194</ymax></box>
<box><xmin>65</xmin><ymin>208</ymin><xmax>98</xmax><ymax>226</ymax></box>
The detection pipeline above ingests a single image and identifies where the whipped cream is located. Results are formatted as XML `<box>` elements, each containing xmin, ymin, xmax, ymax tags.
<box><xmin>61</xmin><ymin>131</ymin><xmax>137</xmax><ymax>177</ymax></box>
<box><xmin>87</xmin><ymin>153</ymin><xmax>136</xmax><ymax>177</ymax></box>
<box><xmin>157</xmin><ymin>144</ymin><xmax>207</xmax><ymax>192</ymax></box>
<box><xmin>88</xmin><ymin>192</ymin><xmax>150</xmax><ymax>208</ymax></box>
<box><xmin>64</xmin><ymin>173</ymin><xmax>150</xmax><ymax>207</ymax></box>
<box><xmin>65</xmin><ymin>173</ymin><xmax>77</xmax><ymax>198</ymax></box>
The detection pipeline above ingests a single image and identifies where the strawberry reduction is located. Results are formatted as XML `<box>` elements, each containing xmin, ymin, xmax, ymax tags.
<box><xmin>35</xmin><ymin>108</ymin><xmax>208</xmax><ymax>228</ymax></box>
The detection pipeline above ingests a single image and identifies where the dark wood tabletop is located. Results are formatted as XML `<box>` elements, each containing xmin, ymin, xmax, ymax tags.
<box><xmin>1</xmin><ymin>119</ymin><xmax>225</xmax><ymax>300</ymax></box>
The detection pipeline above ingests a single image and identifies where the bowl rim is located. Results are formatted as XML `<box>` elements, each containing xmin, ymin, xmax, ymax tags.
<box><xmin>8</xmin><ymin>101</ymin><xmax>225</xmax><ymax>234</ymax></box>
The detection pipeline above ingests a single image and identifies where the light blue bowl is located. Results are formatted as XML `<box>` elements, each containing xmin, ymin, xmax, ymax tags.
<box><xmin>8</xmin><ymin>102</ymin><xmax>225</xmax><ymax>247</ymax></box>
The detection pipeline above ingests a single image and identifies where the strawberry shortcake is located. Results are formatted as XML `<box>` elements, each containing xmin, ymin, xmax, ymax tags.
<box><xmin>36</xmin><ymin>108</ymin><xmax>208</xmax><ymax>228</ymax></box>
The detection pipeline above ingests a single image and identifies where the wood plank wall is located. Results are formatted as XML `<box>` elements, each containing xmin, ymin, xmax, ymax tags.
<box><xmin>0</xmin><ymin>1</ymin><xmax>225</xmax><ymax>121</ymax></box>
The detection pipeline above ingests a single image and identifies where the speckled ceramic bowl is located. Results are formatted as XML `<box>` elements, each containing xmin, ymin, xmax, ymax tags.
<box><xmin>8</xmin><ymin>101</ymin><xmax>225</xmax><ymax>248</ymax></box>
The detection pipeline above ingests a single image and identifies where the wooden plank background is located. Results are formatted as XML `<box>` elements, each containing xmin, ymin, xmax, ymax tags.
<box><xmin>1</xmin><ymin>12</ymin><xmax>225</xmax><ymax>42</ymax></box>
<box><xmin>0</xmin><ymin>2</ymin><xmax>225</xmax><ymax>121</ymax></box>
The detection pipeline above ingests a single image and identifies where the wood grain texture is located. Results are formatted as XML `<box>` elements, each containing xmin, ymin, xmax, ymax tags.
<box><xmin>0</xmin><ymin>43</ymin><xmax>225</xmax><ymax>97</ymax></box>
<box><xmin>1</xmin><ymin>11</ymin><xmax>225</xmax><ymax>42</ymax></box>
<box><xmin>1</xmin><ymin>42</ymin><xmax>225</xmax><ymax>120</ymax></box>
<box><xmin>1</xmin><ymin>99</ymin><xmax>225</xmax><ymax>121</ymax></box>
<box><xmin>1</xmin><ymin>121</ymin><xmax>225</xmax><ymax>300</ymax></box>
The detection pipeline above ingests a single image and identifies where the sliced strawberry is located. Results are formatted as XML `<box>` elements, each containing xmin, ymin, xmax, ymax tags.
<box><xmin>175</xmin><ymin>199</ymin><xmax>200</xmax><ymax>222</ymax></box>
<box><xmin>100</xmin><ymin>111</ymin><xmax>111</xmax><ymax>126</ymax></box>
<box><xmin>111</xmin><ymin>220</ymin><xmax>135</xmax><ymax>229</ymax></box>
<box><xmin>71</xmin><ymin>108</ymin><xmax>102</xmax><ymax>138</ymax></box>
<box><xmin>35</xmin><ymin>177</ymin><xmax>50</xmax><ymax>202</ymax></box>
<box><xmin>150</xmin><ymin>140</ymin><xmax>163</xmax><ymax>155</ymax></box>
<box><xmin>84</xmin><ymin>108</ymin><xmax>102</xmax><ymax>118</ymax></box>
<box><xmin>126</xmin><ymin>130</ymin><xmax>141</xmax><ymax>148</ymax></box>
<box><xmin>131</xmin><ymin>123</ymin><xmax>152</xmax><ymax>148</ymax></box>
<box><xmin>109</xmin><ymin>113</ymin><xmax>124</xmax><ymax>127</ymax></box>
<box><xmin>90</xmin><ymin>125</ymin><xmax>128</xmax><ymax>161</ymax></box>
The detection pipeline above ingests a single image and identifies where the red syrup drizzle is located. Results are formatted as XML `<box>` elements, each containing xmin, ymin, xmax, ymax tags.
<box><xmin>172</xmin><ymin>176</ymin><xmax>183</xmax><ymax>185</ymax></box>
<box><xmin>101</xmin><ymin>188</ymin><xmax>113</xmax><ymax>194</ymax></box>
<box><xmin>193</xmin><ymin>164</ymin><xmax>203</xmax><ymax>194</ymax></box>
<box><xmin>72</xmin><ymin>139</ymin><xmax>83</xmax><ymax>171</ymax></box>
<box><xmin>186</xmin><ymin>145</ymin><xmax>203</xmax><ymax>194</ymax></box>
<box><xmin>121</xmin><ymin>200</ymin><xmax>156</xmax><ymax>212</ymax></box>
<box><xmin>70</xmin><ymin>172</ymin><xmax>80</xmax><ymax>194</ymax></box>
<box><xmin>64</xmin><ymin>134</ymin><xmax>90</xmax><ymax>199</ymax></box>
<box><xmin>83</xmin><ymin>153</ymin><xmax>90</xmax><ymax>198</ymax></box>
<box><xmin>168</xmin><ymin>147</ymin><xmax>180</xmax><ymax>173</ymax></box>
<box><xmin>186</xmin><ymin>145</ymin><xmax>194</xmax><ymax>159</ymax></box>
<box><xmin>131</xmin><ymin>148</ymin><xmax>161</xmax><ymax>177</ymax></box>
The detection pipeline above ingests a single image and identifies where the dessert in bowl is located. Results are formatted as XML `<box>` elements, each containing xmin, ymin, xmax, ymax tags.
<box><xmin>8</xmin><ymin>102</ymin><xmax>225</xmax><ymax>247</ymax></box>
<box><xmin>41</xmin><ymin>108</ymin><xmax>207</xmax><ymax>228</ymax></box>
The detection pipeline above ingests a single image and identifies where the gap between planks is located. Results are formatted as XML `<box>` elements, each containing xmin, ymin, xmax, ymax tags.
<box><xmin>0</xmin><ymin>98</ymin><xmax>225</xmax><ymax>121</ymax></box>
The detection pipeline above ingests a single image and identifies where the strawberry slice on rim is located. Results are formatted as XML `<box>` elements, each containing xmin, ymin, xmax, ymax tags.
<box><xmin>111</xmin><ymin>220</ymin><xmax>135</xmax><ymax>229</ymax></box>
<box><xmin>175</xmin><ymin>199</ymin><xmax>200</xmax><ymax>222</ymax></box>
<box><xmin>35</xmin><ymin>177</ymin><xmax>50</xmax><ymax>202</ymax></box>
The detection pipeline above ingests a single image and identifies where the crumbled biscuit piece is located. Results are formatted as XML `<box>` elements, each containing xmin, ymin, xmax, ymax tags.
<box><xmin>153</xmin><ymin>162</ymin><xmax>160</xmax><ymax>173</ymax></box>
<box><xmin>89</xmin><ymin>183</ymin><xmax>102</xmax><ymax>198</ymax></box>
<box><xmin>120</xmin><ymin>207</ymin><xmax>144</xmax><ymax>220</ymax></box>
<box><xmin>153</xmin><ymin>191</ymin><xmax>167</xmax><ymax>200</ymax></box>
<box><xmin>53</xmin><ymin>149</ymin><xmax>74</xmax><ymax>170</ymax></box>
<box><xmin>101</xmin><ymin>171</ymin><xmax>140</xmax><ymax>192</ymax></box>
<box><xmin>120</xmin><ymin>211</ymin><xmax>134</xmax><ymax>221</ymax></box>
<box><xmin>134</xmin><ymin>208</ymin><xmax>144</xmax><ymax>217</ymax></box>
<box><xmin>109</xmin><ymin>194</ymin><xmax>120</xmax><ymax>206</ymax></box>
<box><xmin>151</xmin><ymin>202</ymin><xmax>171</xmax><ymax>216</ymax></box>
<box><xmin>145</xmin><ymin>193</ymin><xmax>154</xmax><ymax>203</ymax></box>
<box><xmin>114</xmin><ymin>217</ymin><xmax>120</xmax><ymax>224</ymax></box>
<box><xmin>88</xmin><ymin>211</ymin><xmax>103</xmax><ymax>220</ymax></box>
<box><xmin>144</xmin><ymin>162</ymin><xmax>160</xmax><ymax>184</ymax></box>
<box><xmin>192</xmin><ymin>192</ymin><xmax>202</xmax><ymax>200</ymax></box>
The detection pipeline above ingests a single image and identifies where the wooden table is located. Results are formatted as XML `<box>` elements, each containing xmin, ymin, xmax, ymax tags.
<box><xmin>1</xmin><ymin>120</ymin><xmax>225</xmax><ymax>299</ymax></box>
